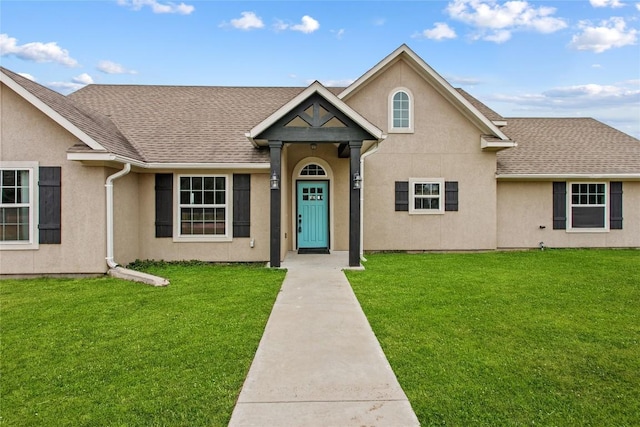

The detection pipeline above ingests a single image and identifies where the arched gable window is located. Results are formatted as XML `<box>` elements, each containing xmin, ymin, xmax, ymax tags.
<box><xmin>389</xmin><ymin>88</ymin><xmax>414</xmax><ymax>133</ymax></box>
<box><xmin>300</xmin><ymin>164</ymin><xmax>326</xmax><ymax>176</ymax></box>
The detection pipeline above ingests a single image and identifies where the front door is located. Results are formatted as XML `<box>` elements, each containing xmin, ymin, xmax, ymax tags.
<box><xmin>297</xmin><ymin>181</ymin><xmax>329</xmax><ymax>250</ymax></box>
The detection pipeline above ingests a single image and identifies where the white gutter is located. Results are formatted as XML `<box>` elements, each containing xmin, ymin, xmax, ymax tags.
<box><xmin>359</xmin><ymin>142</ymin><xmax>382</xmax><ymax>262</ymax></box>
<box><xmin>105</xmin><ymin>163</ymin><xmax>169</xmax><ymax>286</ymax></box>
<box><xmin>497</xmin><ymin>173</ymin><xmax>640</xmax><ymax>181</ymax></box>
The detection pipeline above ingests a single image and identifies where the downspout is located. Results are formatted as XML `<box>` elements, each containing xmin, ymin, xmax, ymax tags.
<box><xmin>105</xmin><ymin>163</ymin><xmax>169</xmax><ymax>286</ymax></box>
<box><xmin>359</xmin><ymin>142</ymin><xmax>381</xmax><ymax>262</ymax></box>
<box><xmin>106</xmin><ymin>163</ymin><xmax>131</xmax><ymax>268</ymax></box>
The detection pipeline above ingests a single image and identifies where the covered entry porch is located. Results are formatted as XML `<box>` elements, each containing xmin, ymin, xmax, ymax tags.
<box><xmin>246</xmin><ymin>82</ymin><xmax>384</xmax><ymax>267</ymax></box>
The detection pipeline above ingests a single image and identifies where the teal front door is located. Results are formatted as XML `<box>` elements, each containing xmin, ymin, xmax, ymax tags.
<box><xmin>297</xmin><ymin>181</ymin><xmax>329</xmax><ymax>250</ymax></box>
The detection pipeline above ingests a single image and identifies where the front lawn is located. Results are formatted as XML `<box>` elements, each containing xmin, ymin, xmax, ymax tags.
<box><xmin>346</xmin><ymin>249</ymin><xmax>640</xmax><ymax>426</ymax></box>
<box><xmin>0</xmin><ymin>262</ymin><xmax>285</xmax><ymax>427</ymax></box>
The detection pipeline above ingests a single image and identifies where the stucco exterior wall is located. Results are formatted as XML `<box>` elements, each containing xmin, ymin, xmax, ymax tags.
<box><xmin>345</xmin><ymin>59</ymin><xmax>498</xmax><ymax>251</ymax></box>
<box><xmin>0</xmin><ymin>83</ymin><xmax>108</xmax><ymax>274</ymax></box>
<box><xmin>135</xmin><ymin>171</ymin><xmax>271</xmax><ymax>262</ymax></box>
<box><xmin>497</xmin><ymin>180</ymin><xmax>640</xmax><ymax>248</ymax></box>
<box><xmin>113</xmin><ymin>170</ymin><xmax>139</xmax><ymax>265</ymax></box>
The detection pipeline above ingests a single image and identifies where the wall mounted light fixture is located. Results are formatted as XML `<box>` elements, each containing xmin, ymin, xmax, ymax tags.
<box><xmin>270</xmin><ymin>171</ymin><xmax>279</xmax><ymax>190</ymax></box>
<box><xmin>353</xmin><ymin>172</ymin><xmax>362</xmax><ymax>190</ymax></box>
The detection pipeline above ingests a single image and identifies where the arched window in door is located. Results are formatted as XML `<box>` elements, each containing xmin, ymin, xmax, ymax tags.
<box><xmin>300</xmin><ymin>164</ymin><xmax>327</xmax><ymax>176</ymax></box>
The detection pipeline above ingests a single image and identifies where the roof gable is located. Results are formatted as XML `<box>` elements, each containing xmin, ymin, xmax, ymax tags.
<box><xmin>247</xmin><ymin>81</ymin><xmax>385</xmax><ymax>146</ymax></box>
<box><xmin>339</xmin><ymin>44</ymin><xmax>512</xmax><ymax>144</ymax></box>
<box><xmin>0</xmin><ymin>67</ymin><xmax>141</xmax><ymax>161</ymax></box>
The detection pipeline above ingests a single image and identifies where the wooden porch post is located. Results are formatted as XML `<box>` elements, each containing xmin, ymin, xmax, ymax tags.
<box><xmin>269</xmin><ymin>140</ymin><xmax>283</xmax><ymax>268</ymax></box>
<box><xmin>349</xmin><ymin>140</ymin><xmax>362</xmax><ymax>267</ymax></box>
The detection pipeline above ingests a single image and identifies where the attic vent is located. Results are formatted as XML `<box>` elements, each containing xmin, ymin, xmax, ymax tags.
<box><xmin>300</xmin><ymin>164</ymin><xmax>326</xmax><ymax>176</ymax></box>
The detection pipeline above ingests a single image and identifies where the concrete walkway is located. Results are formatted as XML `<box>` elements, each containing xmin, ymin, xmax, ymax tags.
<box><xmin>228</xmin><ymin>251</ymin><xmax>419</xmax><ymax>427</ymax></box>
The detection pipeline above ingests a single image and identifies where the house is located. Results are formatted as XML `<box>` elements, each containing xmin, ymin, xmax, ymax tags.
<box><xmin>1</xmin><ymin>44</ymin><xmax>639</xmax><ymax>277</ymax></box>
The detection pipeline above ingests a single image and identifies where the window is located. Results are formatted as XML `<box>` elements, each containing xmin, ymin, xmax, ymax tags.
<box><xmin>300</xmin><ymin>164</ymin><xmax>326</xmax><ymax>176</ymax></box>
<box><xmin>0</xmin><ymin>163</ymin><xmax>38</xmax><ymax>249</ymax></box>
<box><xmin>409</xmin><ymin>178</ymin><xmax>444</xmax><ymax>214</ymax></box>
<box><xmin>569</xmin><ymin>182</ymin><xmax>607</xmax><ymax>229</ymax></box>
<box><xmin>178</xmin><ymin>175</ymin><xmax>229</xmax><ymax>239</ymax></box>
<box><xmin>389</xmin><ymin>88</ymin><xmax>414</xmax><ymax>133</ymax></box>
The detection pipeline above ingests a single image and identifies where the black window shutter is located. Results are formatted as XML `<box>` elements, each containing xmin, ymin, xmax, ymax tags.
<box><xmin>155</xmin><ymin>174</ymin><xmax>173</xmax><ymax>238</ymax></box>
<box><xmin>38</xmin><ymin>166</ymin><xmax>61</xmax><ymax>244</ymax></box>
<box><xmin>395</xmin><ymin>181</ymin><xmax>409</xmax><ymax>211</ymax></box>
<box><xmin>610</xmin><ymin>181</ymin><xmax>623</xmax><ymax>229</ymax></box>
<box><xmin>233</xmin><ymin>174</ymin><xmax>251</xmax><ymax>237</ymax></box>
<box><xmin>553</xmin><ymin>181</ymin><xmax>567</xmax><ymax>230</ymax></box>
<box><xmin>445</xmin><ymin>181</ymin><xmax>458</xmax><ymax>211</ymax></box>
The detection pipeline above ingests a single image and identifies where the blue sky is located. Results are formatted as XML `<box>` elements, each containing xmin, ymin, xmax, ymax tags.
<box><xmin>1</xmin><ymin>0</ymin><xmax>639</xmax><ymax>137</ymax></box>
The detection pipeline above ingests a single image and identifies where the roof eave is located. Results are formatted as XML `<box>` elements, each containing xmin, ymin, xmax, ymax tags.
<box><xmin>481</xmin><ymin>136</ymin><xmax>517</xmax><ymax>151</ymax></box>
<box><xmin>1</xmin><ymin>70</ymin><xmax>108</xmax><ymax>152</ymax></box>
<box><xmin>67</xmin><ymin>152</ymin><xmax>270</xmax><ymax>170</ymax></box>
<box><xmin>497</xmin><ymin>173</ymin><xmax>640</xmax><ymax>181</ymax></box>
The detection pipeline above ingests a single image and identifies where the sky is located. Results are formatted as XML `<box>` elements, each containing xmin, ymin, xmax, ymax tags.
<box><xmin>1</xmin><ymin>0</ymin><xmax>639</xmax><ymax>138</ymax></box>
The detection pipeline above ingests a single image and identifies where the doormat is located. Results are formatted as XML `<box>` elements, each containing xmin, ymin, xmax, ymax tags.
<box><xmin>298</xmin><ymin>248</ymin><xmax>330</xmax><ymax>255</ymax></box>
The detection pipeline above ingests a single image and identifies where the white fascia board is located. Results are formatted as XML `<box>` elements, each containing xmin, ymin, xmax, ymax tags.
<box><xmin>246</xmin><ymin>81</ymin><xmax>385</xmax><ymax>146</ymax></box>
<box><xmin>1</xmin><ymin>71</ymin><xmax>107</xmax><ymax>151</ymax></box>
<box><xmin>67</xmin><ymin>152</ymin><xmax>270</xmax><ymax>170</ymax></box>
<box><xmin>481</xmin><ymin>137</ymin><xmax>517</xmax><ymax>151</ymax></box>
<box><xmin>497</xmin><ymin>173</ymin><xmax>640</xmax><ymax>181</ymax></box>
<box><xmin>339</xmin><ymin>45</ymin><xmax>510</xmax><ymax>141</ymax></box>
<box><xmin>144</xmin><ymin>162</ymin><xmax>270</xmax><ymax>170</ymax></box>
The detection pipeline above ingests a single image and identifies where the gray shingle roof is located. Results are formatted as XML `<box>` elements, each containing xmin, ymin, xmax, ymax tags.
<box><xmin>1</xmin><ymin>67</ymin><xmax>142</xmax><ymax>161</ymax></box>
<box><xmin>69</xmin><ymin>85</ymin><xmax>314</xmax><ymax>164</ymax></box>
<box><xmin>455</xmin><ymin>88</ymin><xmax>505</xmax><ymax>123</ymax></box>
<box><xmin>498</xmin><ymin>118</ymin><xmax>640</xmax><ymax>175</ymax></box>
<box><xmin>5</xmin><ymin>66</ymin><xmax>638</xmax><ymax>175</ymax></box>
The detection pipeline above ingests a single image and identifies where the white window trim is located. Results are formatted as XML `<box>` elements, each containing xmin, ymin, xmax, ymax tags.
<box><xmin>409</xmin><ymin>178</ymin><xmax>445</xmax><ymax>215</ymax></box>
<box><xmin>388</xmin><ymin>87</ymin><xmax>414</xmax><ymax>133</ymax></box>
<box><xmin>173</xmin><ymin>174</ymin><xmax>232</xmax><ymax>242</ymax></box>
<box><xmin>567</xmin><ymin>181</ymin><xmax>609</xmax><ymax>233</ymax></box>
<box><xmin>0</xmin><ymin>161</ymin><xmax>39</xmax><ymax>250</ymax></box>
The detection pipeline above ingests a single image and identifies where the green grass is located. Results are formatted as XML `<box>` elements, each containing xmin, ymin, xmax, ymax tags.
<box><xmin>0</xmin><ymin>262</ymin><xmax>285</xmax><ymax>427</ymax></box>
<box><xmin>346</xmin><ymin>249</ymin><xmax>640</xmax><ymax>426</ymax></box>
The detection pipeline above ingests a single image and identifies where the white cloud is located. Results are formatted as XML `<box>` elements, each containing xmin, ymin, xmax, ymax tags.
<box><xmin>72</xmin><ymin>73</ymin><xmax>94</xmax><ymax>85</ymax></box>
<box><xmin>590</xmin><ymin>0</ymin><xmax>625</xmax><ymax>8</ymax></box>
<box><xmin>97</xmin><ymin>60</ymin><xmax>137</xmax><ymax>74</ymax></box>
<box><xmin>446</xmin><ymin>0</ymin><xmax>567</xmax><ymax>43</ymax></box>
<box><xmin>483</xmin><ymin>29</ymin><xmax>511</xmax><ymax>43</ymax></box>
<box><xmin>446</xmin><ymin>75</ymin><xmax>483</xmax><ymax>85</ymax></box>
<box><xmin>490</xmin><ymin>80</ymin><xmax>639</xmax><ymax>109</ymax></box>
<box><xmin>0</xmin><ymin>33</ymin><xmax>78</xmax><ymax>67</ymax></box>
<box><xmin>291</xmin><ymin>16</ymin><xmax>320</xmax><ymax>33</ymax></box>
<box><xmin>637</xmin><ymin>2</ymin><xmax>640</xmax><ymax>11</ymax></box>
<box><xmin>319</xmin><ymin>78</ymin><xmax>355</xmax><ymax>87</ymax></box>
<box><xmin>116</xmin><ymin>0</ymin><xmax>194</xmax><ymax>15</ymax></box>
<box><xmin>332</xmin><ymin>29</ymin><xmax>345</xmax><ymax>39</ymax></box>
<box><xmin>18</xmin><ymin>73</ymin><xmax>35</xmax><ymax>81</ymax></box>
<box><xmin>570</xmin><ymin>17</ymin><xmax>637</xmax><ymax>53</ymax></box>
<box><xmin>230</xmin><ymin>11</ymin><xmax>264</xmax><ymax>30</ymax></box>
<box><xmin>418</xmin><ymin>22</ymin><xmax>457</xmax><ymax>40</ymax></box>
<box><xmin>274</xmin><ymin>15</ymin><xmax>320</xmax><ymax>34</ymax></box>
<box><xmin>543</xmin><ymin>82</ymin><xmax>639</xmax><ymax>103</ymax></box>
<box><xmin>487</xmin><ymin>80</ymin><xmax>640</xmax><ymax>137</ymax></box>
<box><xmin>49</xmin><ymin>73</ymin><xmax>94</xmax><ymax>93</ymax></box>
